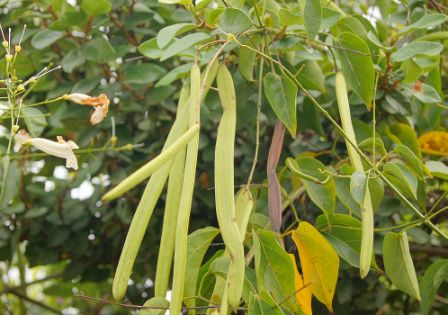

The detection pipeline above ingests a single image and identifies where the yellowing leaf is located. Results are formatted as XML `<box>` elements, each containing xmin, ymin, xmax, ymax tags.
<box><xmin>292</xmin><ymin>221</ymin><xmax>339</xmax><ymax>312</ymax></box>
<box><xmin>418</xmin><ymin>131</ymin><xmax>448</xmax><ymax>156</ymax></box>
<box><xmin>289</xmin><ymin>254</ymin><xmax>313</xmax><ymax>315</ymax></box>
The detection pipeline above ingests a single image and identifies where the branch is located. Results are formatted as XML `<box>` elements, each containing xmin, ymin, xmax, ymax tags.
<box><xmin>8</xmin><ymin>290</ymin><xmax>62</xmax><ymax>315</ymax></box>
<box><xmin>410</xmin><ymin>244</ymin><xmax>448</xmax><ymax>257</ymax></box>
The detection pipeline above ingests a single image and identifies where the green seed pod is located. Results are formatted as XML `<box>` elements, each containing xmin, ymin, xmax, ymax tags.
<box><xmin>102</xmin><ymin>123</ymin><xmax>198</xmax><ymax>201</ymax></box>
<box><xmin>169</xmin><ymin>62</ymin><xmax>201</xmax><ymax>315</ymax></box>
<box><xmin>215</xmin><ymin>64</ymin><xmax>245</xmax><ymax>312</ymax></box>
<box><xmin>335</xmin><ymin>72</ymin><xmax>373</xmax><ymax>279</ymax></box>
<box><xmin>112</xmin><ymin>88</ymin><xmax>191</xmax><ymax>301</ymax></box>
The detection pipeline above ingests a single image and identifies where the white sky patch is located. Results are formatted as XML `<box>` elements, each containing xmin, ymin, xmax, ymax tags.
<box><xmin>62</xmin><ymin>307</ymin><xmax>79</xmax><ymax>315</ymax></box>
<box><xmin>66</xmin><ymin>0</ymin><xmax>77</xmax><ymax>6</ymax></box>
<box><xmin>91</xmin><ymin>174</ymin><xmax>110</xmax><ymax>187</ymax></box>
<box><xmin>165</xmin><ymin>290</ymin><xmax>172</xmax><ymax>315</ymax></box>
<box><xmin>54</xmin><ymin>165</ymin><xmax>69</xmax><ymax>180</ymax></box>
<box><xmin>29</xmin><ymin>160</ymin><xmax>45</xmax><ymax>174</ymax></box>
<box><xmin>363</xmin><ymin>6</ymin><xmax>382</xmax><ymax>26</ymax></box>
<box><xmin>44</xmin><ymin>180</ymin><xmax>55</xmax><ymax>192</ymax></box>
<box><xmin>71</xmin><ymin>180</ymin><xmax>94</xmax><ymax>200</ymax></box>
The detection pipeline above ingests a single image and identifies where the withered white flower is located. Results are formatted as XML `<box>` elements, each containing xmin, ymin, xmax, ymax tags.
<box><xmin>90</xmin><ymin>103</ymin><xmax>109</xmax><ymax>125</ymax></box>
<box><xmin>65</xmin><ymin>93</ymin><xmax>91</xmax><ymax>104</ymax></box>
<box><xmin>65</xmin><ymin>93</ymin><xmax>110</xmax><ymax>125</ymax></box>
<box><xmin>16</xmin><ymin>132</ymin><xmax>80</xmax><ymax>170</ymax></box>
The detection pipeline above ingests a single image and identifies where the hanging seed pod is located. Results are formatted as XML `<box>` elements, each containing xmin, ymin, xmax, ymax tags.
<box><xmin>214</xmin><ymin>64</ymin><xmax>245</xmax><ymax>312</ymax></box>
<box><xmin>335</xmin><ymin>72</ymin><xmax>374</xmax><ymax>279</ymax></box>
<box><xmin>169</xmin><ymin>62</ymin><xmax>201</xmax><ymax>315</ymax></box>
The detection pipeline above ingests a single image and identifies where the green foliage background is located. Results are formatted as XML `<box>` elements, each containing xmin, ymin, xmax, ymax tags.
<box><xmin>0</xmin><ymin>0</ymin><xmax>447</xmax><ymax>314</ymax></box>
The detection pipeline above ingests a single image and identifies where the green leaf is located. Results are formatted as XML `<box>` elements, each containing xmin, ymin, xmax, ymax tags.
<box><xmin>385</xmin><ymin>123</ymin><xmax>421</xmax><ymax>159</ymax></box>
<box><xmin>289</xmin><ymin>156</ymin><xmax>335</xmax><ymax>216</ymax></box>
<box><xmin>383</xmin><ymin>232</ymin><xmax>421</xmax><ymax>301</ymax></box>
<box><xmin>219</xmin><ymin>8</ymin><xmax>253</xmax><ymax>34</ymax></box>
<box><xmin>297</xmin><ymin>60</ymin><xmax>325</xmax><ymax>93</ymax></box>
<box><xmin>420</xmin><ymin>259</ymin><xmax>448</xmax><ymax>315</ymax></box>
<box><xmin>382</xmin><ymin>91</ymin><xmax>412</xmax><ymax>116</ymax></box>
<box><xmin>366</xmin><ymin>31</ymin><xmax>393</xmax><ymax>51</ymax></box>
<box><xmin>124</xmin><ymin>63</ymin><xmax>166</xmax><ymax>84</ymax></box>
<box><xmin>141</xmin><ymin>297</ymin><xmax>170</xmax><ymax>315</ymax></box>
<box><xmin>279</xmin><ymin>8</ymin><xmax>302</xmax><ymax>26</ymax></box>
<box><xmin>83</xmin><ymin>36</ymin><xmax>115</xmax><ymax>61</ymax></box>
<box><xmin>160</xmin><ymin>32</ymin><xmax>211</xmax><ymax>61</ymax></box>
<box><xmin>402</xmin><ymin>59</ymin><xmax>423</xmax><ymax>83</ymax></box>
<box><xmin>263</xmin><ymin>72</ymin><xmax>298</xmax><ymax>137</ymax></box>
<box><xmin>322</xmin><ymin>232</ymin><xmax>360</xmax><ymax>268</ymax></box>
<box><xmin>81</xmin><ymin>0</ymin><xmax>111</xmax><ymax>16</ymax></box>
<box><xmin>156</xmin><ymin>23</ymin><xmax>196</xmax><ymax>49</ymax></box>
<box><xmin>383</xmin><ymin>162</ymin><xmax>418</xmax><ymax>200</ymax></box>
<box><xmin>393</xmin><ymin>145</ymin><xmax>425</xmax><ymax>180</ymax></box>
<box><xmin>425</xmin><ymin>161</ymin><xmax>448</xmax><ymax>180</ymax></box>
<box><xmin>31</xmin><ymin>30</ymin><xmax>63</xmax><ymax>49</ymax></box>
<box><xmin>62</xmin><ymin>48</ymin><xmax>85</xmax><ymax>73</ymax></box>
<box><xmin>0</xmin><ymin>159</ymin><xmax>20</xmax><ymax>210</ymax></box>
<box><xmin>391</xmin><ymin>41</ymin><xmax>443</xmax><ymax>62</ymax></box>
<box><xmin>183</xmin><ymin>227</ymin><xmax>219</xmax><ymax>309</ymax></box>
<box><xmin>239</xmin><ymin>40</ymin><xmax>258</xmax><ymax>82</ymax></box>
<box><xmin>253</xmin><ymin>230</ymin><xmax>298</xmax><ymax>312</ymax></box>
<box><xmin>248</xmin><ymin>291</ymin><xmax>286</xmax><ymax>315</ymax></box>
<box><xmin>336</xmin><ymin>32</ymin><xmax>375</xmax><ymax>107</ymax></box>
<box><xmin>138</xmin><ymin>38</ymin><xmax>163</xmax><ymax>59</ymax></box>
<box><xmin>404</xmin><ymin>83</ymin><xmax>442</xmax><ymax>104</ymax></box>
<box><xmin>358</xmin><ymin>137</ymin><xmax>387</xmax><ymax>156</ymax></box>
<box><xmin>156</xmin><ymin>63</ymin><xmax>191</xmax><ymax>87</ymax></box>
<box><xmin>23</xmin><ymin>107</ymin><xmax>47</xmax><ymax>137</ymax></box>
<box><xmin>399</xmin><ymin>13</ymin><xmax>448</xmax><ymax>34</ymax></box>
<box><xmin>159</xmin><ymin>0</ymin><xmax>191</xmax><ymax>5</ymax></box>
<box><xmin>304</xmin><ymin>0</ymin><xmax>321</xmax><ymax>39</ymax></box>
<box><xmin>336</xmin><ymin>16</ymin><xmax>367</xmax><ymax>36</ymax></box>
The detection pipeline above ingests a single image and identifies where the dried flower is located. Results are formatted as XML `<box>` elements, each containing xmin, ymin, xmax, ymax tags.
<box><xmin>65</xmin><ymin>93</ymin><xmax>110</xmax><ymax>125</ymax></box>
<box><xmin>16</xmin><ymin>131</ymin><xmax>79</xmax><ymax>170</ymax></box>
<box><xmin>90</xmin><ymin>104</ymin><xmax>109</xmax><ymax>125</ymax></box>
<box><xmin>65</xmin><ymin>93</ymin><xmax>110</xmax><ymax>107</ymax></box>
<box><xmin>418</xmin><ymin>131</ymin><xmax>448</xmax><ymax>155</ymax></box>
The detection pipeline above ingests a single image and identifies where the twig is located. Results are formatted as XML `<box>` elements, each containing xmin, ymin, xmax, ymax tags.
<box><xmin>8</xmin><ymin>290</ymin><xmax>62</xmax><ymax>314</ymax></box>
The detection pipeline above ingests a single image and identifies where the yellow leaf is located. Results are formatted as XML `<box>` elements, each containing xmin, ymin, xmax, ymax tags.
<box><xmin>418</xmin><ymin>131</ymin><xmax>448</xmax><ymax>156</ymax></box>
<box><xmin>289</xmin><ymin>254</ymin><xmax>313</xmax><ymax>315</ymax></box>
<box><xmin>292</xmin><ymin>221</ymin><xmax>339</xmax><ymax>313</ymax></box>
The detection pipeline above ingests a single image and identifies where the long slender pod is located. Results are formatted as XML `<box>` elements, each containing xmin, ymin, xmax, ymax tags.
<box><xmin>102</xmin><ymin>123</ymin><xmax>198</xmax><ymax>201</ymax></box>
<box><xmin>169</xmin><ymin>63</ymin><xmax>201</xmax><ymax>315</ymax></box>
<box><xmin>235</xmin><ymin>188</ymin><xmax>254</xmax><ymax>240</ymax></box>
<box><xmin>207</xmin><ymin>188</ymin><xmax>254</xmax><ymax>314</ymax></box>
<box><xmin>112</xmin><ymin>90</ymin><xmax>191</xmax><ymax>301</ymax></box>
<box><xmin>215</xmin><ymin>64</ymin><xmax>245</xmax><ymax>312</ymax></box>
<box><xmin>154</xmin><ymin>87</ymin><xmax>190</xmax><ymax>297</ymax></box>
<box><xmin>156</xmin><ymin>60</ymin><xmax>219</xmax><ymax>301</ymax></box>
<box><xmin>335</xmin><ymin>72</ymin><xmax>374</xmax><ymax>278</ymax></box>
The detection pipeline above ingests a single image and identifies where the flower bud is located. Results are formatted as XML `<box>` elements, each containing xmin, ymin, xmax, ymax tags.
<box><xmin>15</xmin><ymin>45</ymin><xmax>21</xmax><ymax>53</ymax></box>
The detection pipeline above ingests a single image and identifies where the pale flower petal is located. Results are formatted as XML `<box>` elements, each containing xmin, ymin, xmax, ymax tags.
<box><xmin>28</xmin><ymin>137</ymin><xmax>79</xmax><ymax>170</ymax></box>
<box><xmin>65</xmin><ymin>93</ymin><xmax>91</xmax><ymax>104</ymax></box>
<box><xmin>90</xmin><ymin>104</ymin><xmax>109</xmax><ymax>125</ymax></box>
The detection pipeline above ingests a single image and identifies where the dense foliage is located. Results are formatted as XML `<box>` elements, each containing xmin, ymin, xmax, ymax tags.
<box><xmin>0</xmin><ymin>0</ymin><xmax>448</xmax><ymax>314</ymax></box>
